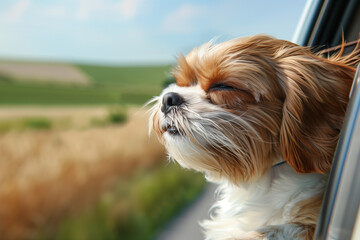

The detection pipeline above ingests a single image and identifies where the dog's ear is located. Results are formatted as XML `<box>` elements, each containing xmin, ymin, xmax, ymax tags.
<box><xmin>277</xmin><ymin>46</ymin><xmax>357</xmax><ymax>173</ymax></box>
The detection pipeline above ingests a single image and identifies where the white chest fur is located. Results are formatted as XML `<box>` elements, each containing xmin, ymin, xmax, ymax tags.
<box><xmin>201</xmin><ymin>163</ymin><xmax>326</xmax><ymax>240</ymax></box>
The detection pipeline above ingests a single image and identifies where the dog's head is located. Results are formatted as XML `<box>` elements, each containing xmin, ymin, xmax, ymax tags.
<box><xmin>149</xmin><ymin>35</ymin><xmax>356</xmax><ymax>183</ymax></box>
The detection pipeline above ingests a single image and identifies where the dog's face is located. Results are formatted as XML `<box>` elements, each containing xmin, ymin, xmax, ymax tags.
<box><xmin>149</xmin><ymin>35</ymin><xmax>353</xmax><ymax>183</ymax></box>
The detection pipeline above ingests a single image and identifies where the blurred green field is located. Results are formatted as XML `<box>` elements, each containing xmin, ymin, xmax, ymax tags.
<box><xmin>0</xmin><ymin>63</ymin><xmax>171</xmax><ymax>105</ymax></box>
<box><xmin>34</xmin><ymin>164</ymin><xmax>206</xmax><ymax>240</ymax></box>
<box><xmin>0</xmin><ymin>61</ymin><xmax>206</xmax><ymax>240</ymax></box>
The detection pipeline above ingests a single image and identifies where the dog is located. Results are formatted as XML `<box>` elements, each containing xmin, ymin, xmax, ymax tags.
<box><xmin>148</xmin><ymin>35</ymin><xmax>359</xmax><ymax>239</ymax></box>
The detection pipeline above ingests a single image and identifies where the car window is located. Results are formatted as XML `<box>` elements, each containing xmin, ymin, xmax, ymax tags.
<box><xmin>315</xmin><ymin>65</ymin><xmax>360</xmax><ymax>239</ymax></box>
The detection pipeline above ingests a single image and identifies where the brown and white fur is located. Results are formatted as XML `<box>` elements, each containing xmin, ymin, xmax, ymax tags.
<box><xmin>148</xmin><ymin>35</ymin><xmax>359</xmax><ymax>239</ymax></box>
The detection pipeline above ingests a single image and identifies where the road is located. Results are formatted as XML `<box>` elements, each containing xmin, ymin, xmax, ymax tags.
<box><xmin>156</xmin><ymin>184</ymin><xmax>217</xmax><ymax>240</ymax></box>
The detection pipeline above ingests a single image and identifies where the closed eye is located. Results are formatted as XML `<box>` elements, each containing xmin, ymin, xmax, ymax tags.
<box><xmin>209</xmin><ymin>83</ymin><xmax>235</xmax><ymax>91</ymax></box>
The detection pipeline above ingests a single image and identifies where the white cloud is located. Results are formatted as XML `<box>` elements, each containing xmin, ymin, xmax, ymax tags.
<box><xmin>163</xmin><ymin>4</ymin><xmax>205</xmax><ymax>34</ymax></box>
<box><xmin>116</xmin><ymin>0</ymin><xmax>142</xmax><ymax>20</ymax></box>
<box><xmin>76</xmin><ymin>0</ymin><xmax>95</xmax><ymax>21</ymax></box>
<box><xmin>43</xmin><ymin>5</ymin><xmax>67</xmax><ymax>18</ymax></box>
<box><xmin>2</xmin><ymin>0</ymin><xmax>31</xmax><ymax>23</ymax></box>
<box><xmin>75</xmin><ymin>0</ymin><xmax>142</xmax><ymax>21</ymax></box>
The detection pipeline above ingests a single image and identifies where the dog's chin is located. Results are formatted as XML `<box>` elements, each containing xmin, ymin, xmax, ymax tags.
<box><xmin>159</xmin><ymin>119</ymin><xmax>245</xmax><ymax>183</ymax></box>
<box><xmin>163</xmin><ymin>131</ymin><xmax>224</xmax><ymax>182</ymax></box>
<box><xmin>154</xmin><ymin>113</ymin><xmax>265</xmax><ymax>183</ymax></box>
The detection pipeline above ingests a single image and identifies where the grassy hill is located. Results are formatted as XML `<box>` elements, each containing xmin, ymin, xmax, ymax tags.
<box><xmin>0</xmin><ymin>62</ymin><xmax>172</xmax><ymax>105</ymax></box>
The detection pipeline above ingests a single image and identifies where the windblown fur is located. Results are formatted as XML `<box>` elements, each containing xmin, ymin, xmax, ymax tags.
<box><xmin>149</xmin><ymin>35</ymin><xmax>359</xmax><ymax>239</ymax></box>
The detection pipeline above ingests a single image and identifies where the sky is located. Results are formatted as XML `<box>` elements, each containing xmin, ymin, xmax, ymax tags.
<box><xmin>0</xmin><ymin>0</ymin><xmax>307</xmax><ymax>65</ymax></box>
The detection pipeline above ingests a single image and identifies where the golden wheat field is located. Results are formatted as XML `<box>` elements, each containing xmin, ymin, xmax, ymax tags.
<box><xmin>0</xmin><ymin>107</ymin><xmax>165</xmax><ymax>239</ymax></box>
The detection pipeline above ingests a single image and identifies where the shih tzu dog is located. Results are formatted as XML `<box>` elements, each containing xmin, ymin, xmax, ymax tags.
<box><xmin>148</xmin><ymin>35</ymin><xmax>359</xmax><ymax>239</ymax></box>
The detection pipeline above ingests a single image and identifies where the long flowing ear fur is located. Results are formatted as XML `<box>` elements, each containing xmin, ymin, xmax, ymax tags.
<box><xmin>276</xmin><ymin>43</ymin><xmax>359</xmax><ymax>173</ymax></box>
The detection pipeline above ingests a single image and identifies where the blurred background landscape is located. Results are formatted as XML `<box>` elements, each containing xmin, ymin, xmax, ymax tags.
<box><xmin>0</xmin><ymin>0</ymin><xmax>307</xmax><ymax>239</ymax></box>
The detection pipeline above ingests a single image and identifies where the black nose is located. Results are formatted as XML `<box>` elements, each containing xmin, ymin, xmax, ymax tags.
<box><xmin>161</xmin><ymin>92</ymin><xmax>184</xmax><ymax>113</ymax></box>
